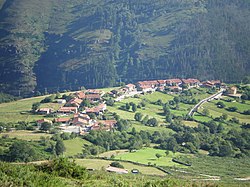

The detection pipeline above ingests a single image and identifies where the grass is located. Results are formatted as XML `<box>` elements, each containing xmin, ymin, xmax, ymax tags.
<box><xmin>114</xmin><ymin>147</ymin><xmax>186</xmax><ymax>168</ymax></box>
<box><xmin>182</xmin><ymin>121</ymin><xmax>199</xmax><ymax>128</ymax></box>
<box><xmin>181</xmin><ymin>155</ymin><xmax>250</xmax><ymax>181</ymax></box>
<box><xmin>0</xmin><ymin>95</ymin><xmax>49</xmax><ymax>123</ymax></box>
<box><xmin>128</xmin><ymin>121</ymin><xmax>174</xmax><ymax>134</ymax></box>
<box><xmin>64</xmin><ymin>138</ymin><xmax>92</xmax><ymax>157</ymax></box>
<box><xmin>0</xmin><ymin>87</ymin><xmax>117</xmax><ymax>124</ymax></box>
<box><xmin>198</xmin><ymin>98</ymin><xmax>250</xmax><ymax>123</ymax></box>
<box><xmin>75</xmin><ymin>158</ymin><xmax>167</xmax><ymax>176</ymax></box>
<box><xmin>0</xmin><ymin>130</ymin><xmax>51</xmax><ymax>141</ymax></box>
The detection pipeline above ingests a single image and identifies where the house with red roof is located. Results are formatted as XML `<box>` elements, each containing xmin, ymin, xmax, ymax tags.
<box><xmin>58</xmin><ymin>107</ymin><xmax>78</xmax><ymax>114</ymax></box>
<box><xmin>54</xmin><ymin>118</ymin><xmax>71</xmax><ymax>125</ymax></box>
<box><xmin>166</xmin><ymin>79</ymin><xmax>182</xmax><ymax>86</ymax></box>
<box><xmin>182</xmin><ymin>78</ymin><xmax>200</xmax><ymax>88</ymax></box>
<box><xmin>75</xmin><ymin>91</ymin><xmax>86</xmax><ymax>99</ymax></box>
<box><xmin>84</xmin><ymin>103</ymin><xmax>107</xmax><ymax>115</ymax></box>
<box><xmin>66</xmin><ymin>98</ymin><xmax>83</xmax><ymax>108</ymax></box>
<box><xmin>157</xmin><ymin>80</ymin><xmax>166</xmax><ymax>87</ymax></box>
<box><xmin>136</xmin><ymin>81</ymin><xmax>158</xmax><ymax>92</ymax></box>
<box><xmin>125</xmin><ymin>84</ymin><xmax>136</xmax><ymax>92</ymax></box>
<box><xmin>85</xmin><ymin>94</ymin><xmax>101</xmax><ymax>101</ymax></box>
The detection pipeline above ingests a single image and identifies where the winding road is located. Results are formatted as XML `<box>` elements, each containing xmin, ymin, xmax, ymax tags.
<box><xmin>188</xmin><ymin>89</ymin><xmax>225</xmax><ymax>116</ymax></box>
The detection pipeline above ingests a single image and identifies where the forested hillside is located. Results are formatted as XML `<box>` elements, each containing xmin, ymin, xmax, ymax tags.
<box><xmin>0</xmin><ymin>0</ymin><xmax>249</xmax><ymax>96</ymax></box>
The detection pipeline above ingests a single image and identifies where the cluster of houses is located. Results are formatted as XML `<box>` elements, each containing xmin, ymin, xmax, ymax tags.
<box><xmin>109</xmin><ymin>78</ymin><xmax>223</xmax><ymax>96</ymax></box>
<box><xmin>36</xmin><ymin>78</ymin><xmax>236</xmax><ymax>134</ymax></box>
<box><xmin>37</xmin><ymin>89</ymin><xmax>116</xmax><ymax>134</ymax></box>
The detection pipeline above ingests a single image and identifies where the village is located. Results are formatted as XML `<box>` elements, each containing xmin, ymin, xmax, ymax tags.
<box><xmin>35</xmin><ymin>78</ymin><xmax>238</xmax><ymax>135</ymax></box>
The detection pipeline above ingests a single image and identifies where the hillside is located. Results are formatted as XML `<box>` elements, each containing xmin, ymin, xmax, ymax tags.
<box><xmin>0</xmin><ymin>0</ymin><xmax>250</xmax><ymax>96</ymax></box>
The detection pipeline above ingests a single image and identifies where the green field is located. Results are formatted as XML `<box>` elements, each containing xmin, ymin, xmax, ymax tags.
<box><xmin>0</xmin><ymin>96</ymin><xmax>52</xmax><ymax>123</ymax></box>
<box><xmin>114</xmin><ymin>147</ymin><xmax>186</xmax><ymax>168</ymax></box>
<box><xmin>0</xmin><ymin>130</ymin><xmax>51</xmax><ymax>141</ymax></box>
<box><xmin>197</xmin><ymin>97</ymin><xmax>250</xmax><ymax>123</ymax></box>
<box><xmin>128</xmin><ymin>121</ymin><xmax>174</xmax><ymax>134</ymax></box>
<box><xmin>64</xmin><ymin>138</ymin><xmax>92</xmax><ymax>157</ymax></box>
<box><xmin>75</xmin><ymin>158</ymin><xmax>167</xmax><ymax>176</ymax></box>
<box><xmin>180</xmin><ymin>155</ymin><xmax>250</xmax><ymax>181</ymax></box>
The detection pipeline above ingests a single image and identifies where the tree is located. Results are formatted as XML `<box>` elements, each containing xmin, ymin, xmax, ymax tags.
<box><xmin>147</xmin><ymin>118</ymin><xmax>158</xmax><ymax>127</ymax></box>
<box><xmin>106</xmin><ymin>98</ymin><xmax>114</xmax><ymax>106</ymax></box>
<box><xmin>110</xmin><ymin>162</ymin><xmax>124</xmax><ymax>168</ymax></box>
<box><xmin>163</xmin><ymin>105</ymin><xmax>171</xmax><ymax>116</ymax></box>
<box><xmin>173</xmin><ymin>96</ymin><xmax>180</xmax><ymax>104</ymax></box>
<box><xmin>125</xmin><ymin>103</ymin><xmax>130</xmax><ymax>111</ymax></box>
<box><xmin>132</xmin><ymin>104</ymin><xmax>137</xmax><ymax>112</ymax></box>
<box><xmin>221</xmin><ymin>113</ymin><xmax>228</xmax><ymax>120</ymax></box>
<box><xmin>155</xmin><ymin>153</ymin><xmax>162</xmax><ymax>159</ymax></box>
<box><xmin>216</xmin><ymin>101</ymin><xmax>225</xmax><ymax>108</ymax></box>
<box><xmin>81</xmin><ymin>99</ymin><xmax>91</xmax><ymax>107</ymax></box>
<box><xmin>227</xmin><ymin>106</ymin><xmax>238</xmax><ymax>112</ymax></box>
<box><xmin>32</xmin><ymin>102</ymin><xmax>40</xmax><ymax>112</ymax></box>
<box><xmin>165</xmin><ymin>150</ymin><xmax>170</xmax><ymax>157</ymax></box>
<box><xmin>134</xmin><ymin>112</ymin><xmax>143</xmax><ymax>122</ymax></box>
<box><xmin>40</xmin><ymin>122</ymin><xmax>52</xmax><ymax>132</ymax></box>
<box><xmin>8</xmin><ymin>141</ymin><xmax>38</xmax><ymax>162</ymax></box>
<box><xmin>55</xmin><ymin>139</ymin><xmax>66</xmax><ymax>156</ymax></box>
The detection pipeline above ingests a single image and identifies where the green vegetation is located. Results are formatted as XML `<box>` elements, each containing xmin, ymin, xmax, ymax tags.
<box><xmin>1</xmin><ymin>158</ymin><xmax>226</xmax><ymax>187</ymax></box>
<box><xmin>64</xmin><ymin>138</ymin><xmax>92</xmax><ymax>157</ymax></box>
<box><xmin>0</xmin><ymin>130</ymin><xmax>51</xmax><ymax>141</ymax></box>
<box><xmin>75</xmin><ymin>159</ymin><xmax>166</xmax><ymax>176</ymax></box>
<box><xmin>114</xmin><ymin>147</ymin><xmax>185</xmax><ymax>167</ymax></box>
<box><xmin>0</xmin><ymin>1</ymin><xmax>249</xmax><ymax>96</ymax></box>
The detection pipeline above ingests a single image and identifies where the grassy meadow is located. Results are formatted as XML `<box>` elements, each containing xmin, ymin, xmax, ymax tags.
<box><xmin>75</xmin><ymin>158</ymin><xmax>167</xmax><ymax>176</ymax></box>
<box><xmin>113</xmin><ymin>147</ymin><xmax>186</xmax><ymax>168</ymax></box>
<box><xmin>64</xmin><ymin>137</ymin><xmax>92</xmax><ymax>157</ymax></box>
<box><xmin>0</xmin><ymin>130</ymin><xmax>51</xmax><ymax>141</ymax></box>
<box><xmin>197</xmin><ymin>97</ymin><xmax>250</xmax><ymax>123</ymax></box>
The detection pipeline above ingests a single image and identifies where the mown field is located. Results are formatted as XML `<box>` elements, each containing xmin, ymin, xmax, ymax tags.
<box><xmin>0</xmin><ymin>130</ymin><xmax>51</xmax><ymax>141</ymax></box>
<box><xmin>113</xmin><ymin>147</ymin><xmax>186</xmax><ymax>168</ymax></box>
<box><xmin>196</xmin><ymin>96</ymin><xmax>250</xmax><ymax>123</ymax></box>
<box><xmin>64</xmin><ymin>137</ymin><xmax>92</xmax><ymax>157</ymax></box>
<box><xmin>75</xmin><ymin>158</ymin><xmax>167</xmax><ymax>176</ymax></box>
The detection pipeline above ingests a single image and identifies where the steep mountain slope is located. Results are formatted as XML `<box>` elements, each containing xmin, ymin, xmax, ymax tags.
<box><xmin>0</xmin><ymin>0</ymin><xmax>249</xmax><ymax>96</ymax></box>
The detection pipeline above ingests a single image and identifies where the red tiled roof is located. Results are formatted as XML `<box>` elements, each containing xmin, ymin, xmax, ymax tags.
<box><xmin>85</xmin><ymin>94</ymin><xmax>101</xmax><ymax>100</ymax></box>
<box><xmin>58</xmin><ymin>107</ymin><xmax>78</xmax><ymax>113</ymax></box>
<box><xmin>166</xmin><ymin>79</ymin><xmax>182</xmax><ymax>84</ymax></box>
<box><xmin>68</xmin><ymin>98</ymin><xmax>83</xmax><ymax>105</ymax></box>
<box><xmin>157</xmin><ymin>80</ymin><xmax>166</xmax><ymax>84</ymax></box>
<box><xmin>126</xmin><ymin>84</ymin><xmax>136</xmax><ymax>88</ymax></box>
<box><xmin>75</xmin><ymin>92</ymin><xmax>85</xmax><ymax>99</ymax></box>
<box><xmin>182</xmin><ymin>78</ymin><xmax>200</xmax><ymax>84</ymax></box>
<box><xmin>54</xmin><ymin>118</ymin><xmax>70</xmax><ymax>123</ymax></box>
<box><xmin>72</xmin><ymin>117</ymin><xmax>88</xmax><ymax>124</ymax></box>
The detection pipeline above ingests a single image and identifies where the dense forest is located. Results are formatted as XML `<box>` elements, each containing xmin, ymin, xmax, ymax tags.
<box><xmin>0</xmin><ymin>0</ymin><xmax>249</xmax><ymax>96</ymax></box>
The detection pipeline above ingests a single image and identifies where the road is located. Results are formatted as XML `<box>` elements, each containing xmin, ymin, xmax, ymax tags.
<box><xmin>188</xmin><ymin>89</ymin><xmax>225</xmax><ymax>116</ymax></box>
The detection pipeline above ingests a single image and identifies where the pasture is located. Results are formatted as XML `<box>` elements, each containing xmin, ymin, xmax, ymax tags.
<box><xmin>64</xmin><ymin>137</ymin><xmax>92</xmax><ymax>157</ymax></box>
<box><xmin>114</xmin><ymin>147</ymin><xmax>186</xmax><ymax>168</ymax></box>
<box><xmin>75</xmin><ymin>158</ymin><xmax>167</xmax><ymax>176</ymax></box>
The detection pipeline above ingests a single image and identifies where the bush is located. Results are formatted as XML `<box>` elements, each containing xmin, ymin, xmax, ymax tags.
<box><xmin>37</xmin><ymin>158</ymin><xmax>88</xmax><ymax>179</ymax></box>
<box><xmin>110</xmin><ymin>162</ymin><xmax>124</xmax><ymax>168</ymax></box>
